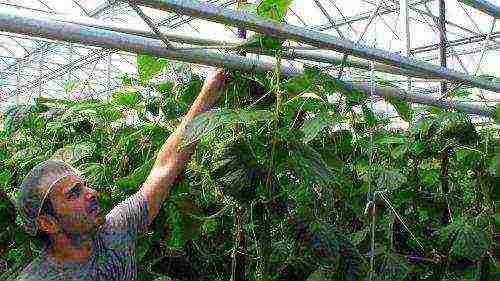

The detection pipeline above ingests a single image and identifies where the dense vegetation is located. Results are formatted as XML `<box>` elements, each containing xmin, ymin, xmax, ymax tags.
<box><xmin>0</xmin><ymin>1</ymin><xmax>498</xmax><ymax>280</ymax></box>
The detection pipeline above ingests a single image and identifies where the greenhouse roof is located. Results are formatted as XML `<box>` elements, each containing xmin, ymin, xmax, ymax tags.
<box><xmin>0</xmin><ymin>0</ymin><xmax>498</xmax><ymax>119</ymax></box>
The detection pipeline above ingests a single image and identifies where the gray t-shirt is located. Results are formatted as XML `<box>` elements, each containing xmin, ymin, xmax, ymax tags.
<box><xmin>14</xmin><ymin>192</ymin><xmax>149</xmax><ymax>281</ymax></box>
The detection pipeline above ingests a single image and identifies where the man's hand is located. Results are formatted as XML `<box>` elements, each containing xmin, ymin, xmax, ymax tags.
<box><xmin>139</xmin><ymin>68</ymin><xmax>228</xmax><ymax>225</ymax></box>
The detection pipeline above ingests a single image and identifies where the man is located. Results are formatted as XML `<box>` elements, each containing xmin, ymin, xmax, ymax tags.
<box><xmin>15</xmin><ymin>68</ymin><xmax>228</xmax><ymax>280</ymax></box>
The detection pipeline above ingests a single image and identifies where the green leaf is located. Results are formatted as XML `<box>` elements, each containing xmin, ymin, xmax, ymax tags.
<box><xmin>237</xmin><ymin>34</ymin><xmax>284</xmax><ymax>52</ymax></box>
<box><xmin>234</xmin><ymin>0</ymin><xmax>292</xmax><ymax>52</ymax></box>
<box><xmin>488</xmin><ymin>155</ymin><xmax>498</xmax><ymax>176</ymax></box>
<box><xmin>411</xmin><ymin>140</ymin><xmax>427</xmax><ymax>156</ymax></box>
<box><xmin>376</xmin><ymin>170</ymin><xmax>406</xmax><ymax>192</ymax></box>
<box><xmin>285</xmin><ymin>73</ymin><xmax>313</xmax><ymax>94</ymax></box>
<box><xmin>116</xmin><ymin>159</ymin><xmax>155</xmax><ymax>193</ymax></box>
<box><xmin>290</xmin><ymin>143</ymin><xmax>337</xmax><ymax>189</ymax></box>
<box><xmin>51</xmin><ymin>142</ymin><xmax>96</xmax><ymax>164</ymax></box>
<box><xmin>451</xmin><ymin>223</ymin><xmax>489</xmax><ymax>260</ymax></box>
<box><xmin>137</xmin><ymin>54</ymin><xmax>168</xmax><ymax>85</ymax></box>
<box><xmin>301</xmin><ymin>113</ymin><xmax>341</xmax><ymax>143</ymax></box>
<box><xmin>349</xmin><ymin>227</ymin><xmax>369</xmax><ymax>246</ymax></box>
<box><xmin>362</xmin><ymin>103</ymin><xmax>378</xmax><ymax>127</ymax></box>
<box><xmin>377</xmin><ymin>252</ymin><xmax>410</xmax><ymax>281</ymax></box>
<box><xmin>449</xmin><ymin>89</ymin><xmax>472</xmax><ymax>98</ymax></box>
<box><xmin>386</xmin><ymin>97</ymin><xmax>412</xmax><ymax>122</ymax></box>
<box><xmin>455</xmin><ymin>146</ymin><xmax>483</xmax><ymax>170</ymax></box>
<box><xmin>155</xmin><ymin>81</ymin><xmax>174</xmax><ymax>94</ymax></box>
<box><xmin>435</xmin><ymin>113</ymin><xmax>479</xmax><ymax>145</ymax></box>
<box><xmin>257</xmin><ymin>0</ymin><xmax>292</xmax><ymax>21</ymax></box>
<box><xmin>410</xmin><ymin>117</ymin><xmax>435</xmax><ymax>139</ymax></box>
<box><xmin>181</xmin><ymin>109</ymin><xmax>272</xmax><ymax>147</ymax></box>
<box><xmin>112</xmin><ymin>91</ymin><xmax>143</xmax><ymax>108</ymax></box>
<box><xmin>120</xmin><ymin>73</ymin><xmax>133</xmax><ymax>86</ymax></box>
<box><xmin>63</xmin><ymin>80</ymin><xmax>78</xmax><ymax>94</ymax></box>
<box><xmin>9</xmin><ymin>147</ymin><xmax>42</xmax><ymax>165</ymax></box>
<box><xmin>439</xmin><ymin>220</ymin><xmax>490</xmax><ymax>261</ymax></box>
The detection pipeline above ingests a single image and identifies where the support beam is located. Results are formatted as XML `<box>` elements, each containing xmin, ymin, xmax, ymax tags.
<box><xmin>313</xmin><ymin>0</ymin><xmax>433</xmax><ymax>31</ymax></box>
<box><xmin>457</xmin><ymin>0</ymin><xmax>500</xmax><ymax>18</ymax></box>
<box><xmin>439</xmin><ymin>0</ymin><xmax>447</xmax><ymax>94</ymax></box>
<box><xmin>0</xmin><ymin>0</ymin><xmax>119</xmax><ymax>75</ymax></box>
<box><xmin>129</xmin><ymin>0</ymin><xmax>500</xmax><ymax>93</ymax></box>
<box><xmin>6</xmin><ymin>11</ymin><xmax>436</xmax><ymax>79</ymax></box>
<box><xmin>411</xmin><ymin>31</ymin><xmax>500</xmax><ymax>54</ymax></box>
<box><xmin>0</xmin><ymin>10</ymin><xmax>493</xmax><ymax>117</ymax></box>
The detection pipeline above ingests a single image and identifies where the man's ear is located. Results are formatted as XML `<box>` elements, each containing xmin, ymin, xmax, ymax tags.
<box><xmin>36</xmin><ymin>215</ymin><xmax>59</xmax><ymax>234</ymax></box>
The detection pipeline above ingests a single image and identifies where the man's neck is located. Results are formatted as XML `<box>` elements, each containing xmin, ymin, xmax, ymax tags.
<box><xmin>48</xmin><ymin>232</ymin><xmax>94</xmax><ymax>264</ymax></box>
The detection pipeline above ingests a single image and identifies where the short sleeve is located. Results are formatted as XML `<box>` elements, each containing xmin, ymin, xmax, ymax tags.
<box><xmin>105</xmin><ymin>192</ymin><xmax>149</xmax><ymax>237</ymax></box>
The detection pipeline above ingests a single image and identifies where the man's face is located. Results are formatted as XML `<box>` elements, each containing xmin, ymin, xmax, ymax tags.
<box><xmin>48</xmin><ymin>175</ymin><xmax>104</xmax><ymax>235</ymax></box>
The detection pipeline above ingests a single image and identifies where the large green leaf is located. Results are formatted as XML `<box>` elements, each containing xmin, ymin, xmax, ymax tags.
<box><xmin>236</xmin><ymin>0</ymin><xmax>292</xmax><ymax>52</ymax></box>
<box><xmin>375</xmin><ymin>252</ymin><xmax>410</xmax><ymax>281</ymax></box>
<box><xmin>180</xmin><ymin>109</ymin><xmax>272</xmax><ymax>147</ymax></box>
<box><xmin>112</xmin><ymin>91</ymin><xmax>143</xmax><ymax>108</ymax></box>
<box><xmin>488</xmin><ymin>155</ymin><xmax>498</xmax><ymax>176</ymax></box>
<box><xmin>257</xmin><ymin>0</ymin><xmax>292</xmax><ymax>21</ymax></box>
<box><xmin>451</xmin><ymin>223</ymin><xmax>489</xmax><ymax>260</ymax></box>
<box><xmin>376</xmin><ymin>170</ymin><xmax>406</xmax><ymax>192</ymax></box>
<box><xmin>439</xmin><ymin>220</ymin><xmax>490</xmax><ymax>261</ymax></box>
<box><xmin>301</xmin><ymin>113</ymin><xmax>342</xmax><ymax>143</ymax></box>
<box><xmin>435</xmin><ymin>113</ymin><xmax>479</xmax><ymax>145</ymax></box>
<box><xmin>137</xmin><ymin>54</ymin><xmax>168</xmax><ymax>85</ymax></box>
<box><xmin>386</xmin><ymin>96</ymin><xmax>413</xmax><ymax>122</ymax></box>
<box><xmin>51</xmin><ymin>142</ymin><xmax>96</xmax><ymax>164</ymax></box>
<box><xmin>290</xmin><ymin>143</ymin><xmax>337</xmax><ymax>189</ymax></box>
<box><xmin>362</xmin><ymin>103</ymin><xmax>379</xmax><ymax>127</ymax></box>
<box><xmin>116</xmin><ymin>159</ymin><xmax>154</xmax><ymax>193</ymax></box>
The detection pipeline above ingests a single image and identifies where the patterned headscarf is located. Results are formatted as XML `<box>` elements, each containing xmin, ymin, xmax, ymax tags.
<box><xmin>18</xmin><ymin>160</ymin><xmax>80</xmax><ymax>236</ymax></box>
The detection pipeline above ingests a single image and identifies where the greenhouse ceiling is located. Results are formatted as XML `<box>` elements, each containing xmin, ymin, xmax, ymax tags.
<box><xmin>0</xmin><ymin>0</ymin><xmax>498</xmax><ymax>119</ymax></box>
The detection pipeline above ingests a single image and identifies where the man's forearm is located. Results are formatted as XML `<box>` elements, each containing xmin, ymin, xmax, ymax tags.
<box><xmin>140</xmin><ymin>69</ymin><xmax>228</xmax><ymax>223</ymax></box>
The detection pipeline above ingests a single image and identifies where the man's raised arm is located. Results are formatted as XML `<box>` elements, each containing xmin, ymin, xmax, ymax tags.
<box><xmin>139</xmin><ymin>68</ymin><xmax>228</xmax><ymax>225</ymax></box>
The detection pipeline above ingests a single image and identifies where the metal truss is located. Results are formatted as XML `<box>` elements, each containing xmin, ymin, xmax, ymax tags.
<box><xmin>0</xmin><ymin>0</ymin><xmax>498</xmax><ymax>119</ymax></box>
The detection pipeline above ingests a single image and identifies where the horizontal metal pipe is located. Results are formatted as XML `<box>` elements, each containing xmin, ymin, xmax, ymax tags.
<box><xmin>0</xmin><ymin>10</ymin><xmax>494</xmax><ymax>117</ymax></box>
<box><xmin>39</xmin><ymin>12</ymin><xmax>435</xmax><ymax>79</ymax></box>
<box><xmin>312</xmin><ymin>0</ymin><xmax>433</xmax><ymax>31</ymax></box>
<box><xmin>411</xmin><ymin>31</ymin><xmax>500</xmax><ymax>54</ymax></box>
<box><xmin>457</xmin><ymin>0</ymin><xmax>500</xmax><ymax>18</ymax></box>
<box><xmin>130</xmin><ymin>0</ymin><xmax>500</xmax><ymax>93</ymax></box>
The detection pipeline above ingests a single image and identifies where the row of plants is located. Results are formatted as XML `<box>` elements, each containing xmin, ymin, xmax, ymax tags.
<box><xmin>0</xmin><ymin>0</ymin><xmax>498</xmax><ymax>280</ymax></box>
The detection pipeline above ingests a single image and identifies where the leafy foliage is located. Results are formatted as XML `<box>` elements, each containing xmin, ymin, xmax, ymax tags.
<box><xmin>0</xmin><ymin>17</ymin><xmax>497</xmax><ymax>281</ymax></box>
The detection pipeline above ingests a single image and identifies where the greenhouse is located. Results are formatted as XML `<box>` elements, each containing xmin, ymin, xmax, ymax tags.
<box><xmin>0</xmin><ymin>0</ymin><xmax>498</xmax><ymax>280</ymax></box>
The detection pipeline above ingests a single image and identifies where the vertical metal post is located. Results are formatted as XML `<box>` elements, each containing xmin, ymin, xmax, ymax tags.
<box><xmin>400</xmin><ymin>0</ymin><xmax>412</xmax><ymax>94</ymax></box>
<box><xmin>439</xmin><ymin>0</ymin><xmax>447</xmax><ymax>94</ymax></box>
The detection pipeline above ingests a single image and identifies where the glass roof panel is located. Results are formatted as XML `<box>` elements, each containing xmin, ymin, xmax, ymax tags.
<box><xmin>0</xmin><ymin>0</ymin><xmax>498</xmax><ymax>114</ymax></box>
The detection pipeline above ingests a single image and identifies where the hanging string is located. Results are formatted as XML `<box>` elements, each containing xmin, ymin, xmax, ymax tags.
<box><xmin>368</xmin><ymin>19</ymin><xmax>378</xmax><ymax>281</ymax></box>
<box><xmin>366</xmin><ymin>57</ymin><xmax>376</xmax><ymax>281</ymax></box>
